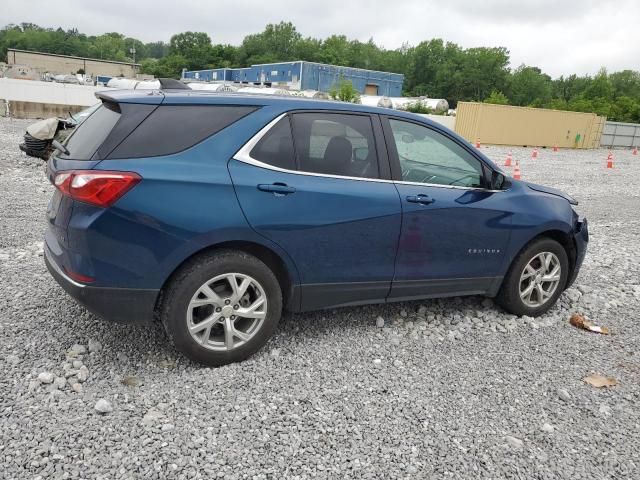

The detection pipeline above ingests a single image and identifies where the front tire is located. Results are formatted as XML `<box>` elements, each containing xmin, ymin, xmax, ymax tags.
<box><xmin>160</xmin><ymin>250</ymin><xmax>282</xmax><ymax>366</ymax></box>
<box><xmin>496</xmin><ymin>238</ymin><xmax>569</xmax><ymax>317</ymax></box>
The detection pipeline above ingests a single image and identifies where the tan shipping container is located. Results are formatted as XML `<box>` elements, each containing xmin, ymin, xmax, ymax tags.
<box><xmin>455</xmin><ymin>102</ymin><xmax>605</xmax><ymax>149</ymax></box>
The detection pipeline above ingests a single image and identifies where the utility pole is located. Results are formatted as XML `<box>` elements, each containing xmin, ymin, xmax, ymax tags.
<box><xmin>130</xmin><ymin>47</ymin><xmax>136</xmax><ymax>75</ymax></box>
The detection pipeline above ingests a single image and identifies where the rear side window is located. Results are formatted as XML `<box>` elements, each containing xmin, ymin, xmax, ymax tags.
<box><xmin>108</xmin><ymin>105</ymin><xmax>257</xmax><ymax>159</ymax></box>
<box><xmin>61</xmin><ymin>103</ymin><xmax>121</xmax><ymax>160</ymax></box>
<box><xmin>290</xmin><ymin>113</ymin><xmax>379</xmax><ymax>179</ymax></box>
<box><xmin>249</xmin><ymin>117</ymin><xmax>295</xmax><ymax>170</ymax></box>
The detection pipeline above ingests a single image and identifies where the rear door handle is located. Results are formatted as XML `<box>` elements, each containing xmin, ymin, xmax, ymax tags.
<box><xmin>257</xmin><ymin>183</ymin><xmax>296</xmax><ymax>195</ymax></box>
<box><xmin>406</xmin><ymin>194</ymin><xmax>435</xmax><ymax>205</ymax></box>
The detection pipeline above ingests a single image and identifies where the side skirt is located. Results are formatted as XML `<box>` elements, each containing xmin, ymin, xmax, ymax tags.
<box><xmin>293</xmin><ymin>277</ymin><xmax>504</xmax><ymax>312</ymax></box>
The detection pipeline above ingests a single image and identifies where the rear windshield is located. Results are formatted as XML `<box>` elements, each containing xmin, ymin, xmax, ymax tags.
<box><xmin>60</xmin><ymin>103</ymin><xmax>120</xmax><ymax>160</ymax></box>
<box><xmin>107</xmin><ymin>105</ymin><xmax>258</xmax><ymax>159</ymax></box>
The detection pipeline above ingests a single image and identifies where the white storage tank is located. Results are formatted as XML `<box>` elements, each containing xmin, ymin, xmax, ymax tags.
<box><xmin>389</xmin><ymin>97</ymin><xmax>449</xmax><ymax>112</ymax></box>
<box><xmin>187</xmin><ymin>82</ymin><xmax>229</xmax><ymax>91</ymax></box>
<box><xmin>299</xmin><ymin>90</ymin><xmax>329</xmax><ymax>99</ymax></box>
<box><xmin>360</xmin><ymin>95</ymin><xmax>393</xmax><ymax>109</ymax></box>
<box><xmin>106</xmin><ymin>78</ymin><xmax>139</xmax><ymax>89</ymax></box>
<box><xmin>422</xmin><ymin>98</ymin><xmax>449</xmax><ymax>112</ymax></box>
<box><xmin>237</xmin><ymin>86</ymin><xmax>291</xmax><ymax>96</ymax></box>
<box><xmin>135</xmin><ymin>80</ymin><xmax>161</xmax><ymax>90</ymax></box>
<box><xmin>389</xmin><ymin>97</ymin><xmax>419</xmax><ymax>110</ymax></box>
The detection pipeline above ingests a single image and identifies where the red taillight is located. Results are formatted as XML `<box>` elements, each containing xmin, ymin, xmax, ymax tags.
<box><xmin>54</xmin><ymin>170</ymin><xmax>141</xmax><ymax>208</ymax></box>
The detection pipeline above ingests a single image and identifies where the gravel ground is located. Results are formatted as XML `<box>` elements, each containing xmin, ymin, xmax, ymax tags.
<box><xmin>1</xmin><ymin>116</ymin><xmax>639</xmax><ymax>479</ymax></box>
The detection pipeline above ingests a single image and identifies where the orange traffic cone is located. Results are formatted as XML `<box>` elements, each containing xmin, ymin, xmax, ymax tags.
<box><xmin>633</xmin><ymin>146</ymin><xmax>638</xmax><ymax>156</ymax></box>
<box><xmin>553</xmin><ymin>145</ymin><xmax>558</xmax><ymax>152</ymax></box>
<box><xmin>504</xmin><ymin>151</ymin><xmax>513</xmax><ymax>167</ymax></box>
<box><xmin>531</xmin><ymin>148</ymin><xmax>538</xmax><ymax>159</ymax></box>
<box><xmin>513</xmin><ymin>160</ymin><xmax>521</xmax><ymax>180</ymax></box>
<box><xmin>475</xmin><ymin>138</ymin><xmax>481</xmax><ymax>148</ymax></box>
<box><xmin>606</xmin><ymin>151</ymin><xmax>614</xmax><ymax>169</ymax></box>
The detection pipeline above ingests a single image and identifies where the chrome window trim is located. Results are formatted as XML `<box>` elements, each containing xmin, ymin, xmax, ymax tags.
<box><xmin>233</xmin><ymin>112</ymin><xmax>506</xmax><ymax>193</ymax></box>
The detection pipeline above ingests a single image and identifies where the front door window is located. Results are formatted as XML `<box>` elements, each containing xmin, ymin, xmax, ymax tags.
<box><xmin>389</xmin><ymin>119</ymin><xmax>484</xmax><ymax>188</ymax></box>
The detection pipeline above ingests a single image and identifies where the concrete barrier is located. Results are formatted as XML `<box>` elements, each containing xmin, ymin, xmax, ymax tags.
<box><xmin>5</xmin><ymin>101</ymin><xmax>87</xmax><ymax>119</ymax></box>
<box><xmin>0</xmin><ymin>78</ymin><xmax>105</xmax><ymax>118</ymax></box>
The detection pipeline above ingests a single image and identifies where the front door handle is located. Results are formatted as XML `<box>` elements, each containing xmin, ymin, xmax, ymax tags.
<box><xmin>406</xmin><ymin>194</ymin><xmax>435</xmax><ymax>205</ymax></box>
<box><xmin>257</xmin><ymin>183</ymin><xmax>296</xmax><ymax>195</ymax></box>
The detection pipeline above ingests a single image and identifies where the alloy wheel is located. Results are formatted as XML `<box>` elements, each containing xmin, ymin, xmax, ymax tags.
<box><xmin>518</xmin><ymin>252</ymin><xmax>562</xmax><ymax>308</ymax></box>
<box><xmin>186</xmin><ymin>273</ymin><xmax>267</xmax><ymax>351</ymax></box>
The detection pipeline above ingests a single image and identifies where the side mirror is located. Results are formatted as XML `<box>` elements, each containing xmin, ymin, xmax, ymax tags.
<box><xmin>490</xmin><ymin>170</ymin><xmax>505</xmax><ymax>190</ymax></box>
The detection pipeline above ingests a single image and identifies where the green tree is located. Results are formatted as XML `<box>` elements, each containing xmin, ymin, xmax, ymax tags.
<box><xmin>484</xmin><ymin>90</ymin><xmax>509</xmax><ymax>105</ymax></box>
<box><xmin>238</xmin><ymin>22</ymin><xmax>301</xmax><ymax>66</ymax></box>
<box><xmin>141</xmin><ymin>54</ymin><xmax>188</xmax><ymax>78</ymax></box>
<box><xmin>508</xmin><ymin>65</ymin><xmax>552</xmax><ymax>106</ymax></box>
<box><xmin>328</xmin><ymin>78</ymin><xmax>360</xmax><ymax>103</ymax></box>
<box><xmin>169</xmin><ymin>31</ymin><xmax>214</xmax><ymax>70</ymax></box>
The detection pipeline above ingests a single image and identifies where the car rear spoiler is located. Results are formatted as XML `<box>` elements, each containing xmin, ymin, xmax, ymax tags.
<box><xmin>95</xmin><ymin>77</ymin><xmax>192</xmax><ymax>105</ymax></box>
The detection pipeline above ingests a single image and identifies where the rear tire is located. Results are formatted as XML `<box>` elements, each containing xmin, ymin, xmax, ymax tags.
<box><xmin>496</xmin><ymin>237</ymin><xmax>569</xmax><ymax>317</ymax></box>
<box><xmin>160</xmin><ymin>250</ymin><xmax>282</xmax><ymax>366</ymax></box>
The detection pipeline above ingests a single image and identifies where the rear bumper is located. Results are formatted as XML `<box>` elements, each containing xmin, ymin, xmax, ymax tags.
<box><xmin>567</xmin><ymin>218</ymin><xmax>589</xmax><ymax>288</ymax></box>
<box><xmin>45</xmin><ymin>244</ymin><xmax>158</xmax><ymax>325</ymax></box>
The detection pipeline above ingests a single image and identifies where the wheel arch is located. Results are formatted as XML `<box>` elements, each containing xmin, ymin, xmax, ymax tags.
<box><xmin>507</xmin><ymin>228</ymin><xmax>577</xmax><ymax>290</ymax></box>
<box><xmin>154</xmin><ymin>240</ymin><xmax>299</xmax><ymax>318</ymax></box>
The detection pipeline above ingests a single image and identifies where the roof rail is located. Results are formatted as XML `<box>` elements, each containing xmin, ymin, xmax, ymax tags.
<box><xmin>158</xmin><ymin>78</ymin><xmax>191</xmax><ymax>90</ymax></box>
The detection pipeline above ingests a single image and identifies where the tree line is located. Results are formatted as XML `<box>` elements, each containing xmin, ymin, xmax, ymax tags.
<box><xmin>2</xmin><ymin>22</ymin><xmax>639</xmax><ymax>122</ymax></box>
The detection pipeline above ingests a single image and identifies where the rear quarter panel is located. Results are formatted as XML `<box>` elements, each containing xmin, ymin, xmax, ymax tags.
<box><xmin>72</xmin><ymin>105</ymin><xmax>300</xmax><ymax>290</ymax></box>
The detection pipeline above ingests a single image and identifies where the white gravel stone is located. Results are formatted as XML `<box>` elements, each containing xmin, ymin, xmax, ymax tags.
<box><xmin>376</xmin><ymin>316</ymin><xmax>385</xmax><ymax>328</ymax></box>
<box><xmin>558</xmin><ymin>389</ymin><xmax>572</xmax><ymax>402</ymax></box>
<box><xmin>6</xmin><ymin>354</ymin><xmax>20</xmax><ymax>365</ymax></box>
<box><xmin>599</xmin><ymin>404</ymin><xmax>612</xmax><ymax>416</ymax></box>
<box><xmin>88</xmin><ymin>339</ymin><xmax>102</xmax><ymax>353</ymax></box>
<box><xmin>505</xmin><ymin>436</ymin><xmax>524</xmax><ymax>450</ymax></box>
<box><xmin>94</xmin><ymin>399</ymin><xmax>113</xmax><ymax>414</ymax></box>
<box><xmin>53</xmin><ymin>377</ymin><xmax>67</xmax><ymax>390</ymax></box>
<box><xmin>142</xmin><ymin>408</ymin><xmax>164</xmax><ymax>426</ymax></box>
<box><xmin>68</xmin><ymin>344</ymin><xmax>86</xmax><ymax>355</ymax></box>
<box><xmin>541</xmin><ymin>423</ymin><xmax>555</xmax><ymax>433</ymax></box>
<box><xmin>37</xmin><ymin>372</ymin><xmax>54</xmax><ymax>384</ymax></box>
<box><xmin>77</xmin><ymin>366</ymin><xmax>89</xmax><ymax>383</ymax></box>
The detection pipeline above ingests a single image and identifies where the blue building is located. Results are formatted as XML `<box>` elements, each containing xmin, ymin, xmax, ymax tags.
<box><xmin>183</xmin><ymin>61</ymin><xmax>404</xmax><ymax>97</ymax></box>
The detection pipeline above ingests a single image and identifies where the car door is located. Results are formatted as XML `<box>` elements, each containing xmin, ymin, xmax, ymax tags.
<box><xmin>382</xmin><ymin>116</ymin><xmax>513</xmax><ymax>301</ymax></box>
<box><xmin>229</xmin><ymin>111</ymin><xmax>401</xmax><ymax>310</ymax></box>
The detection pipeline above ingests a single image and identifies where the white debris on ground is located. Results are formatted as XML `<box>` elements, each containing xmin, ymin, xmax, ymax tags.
<box><xmin>1</xmin><ymin>116</ymin><xmax>639</xmax><ymax>478</ymax></box>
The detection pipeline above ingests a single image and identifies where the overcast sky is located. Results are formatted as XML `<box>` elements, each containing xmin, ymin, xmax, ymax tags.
<box><xmin>4</xmin><ymin>0</ymin><xmax>638</xmax><ymax>77</ymax></box>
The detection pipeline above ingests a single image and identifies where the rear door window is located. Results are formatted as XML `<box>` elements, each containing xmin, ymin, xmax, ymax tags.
<box><xmin>108</xmin><ymin>105</ymin><xmax>257</xmax><ymax>159</ymax></box>
<box><xmin>60</xmin><ymin>103</ymin><xmax>121</xmax><ymax>160</ymax></box>
<box><xmin>290</xmin><ymin>113</ymin><xmax>379</xmax><ymax>179</ymax></box>
<box><xmin>249</xmin><ymin>116</ymin><xmax>296</xmax><ymax>170</ymax></box>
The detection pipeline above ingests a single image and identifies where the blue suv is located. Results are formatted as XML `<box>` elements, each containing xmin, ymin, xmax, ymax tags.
<box><xmin>45</xmin><ymin>87</ymin><xmax>588</xmax><ymax>365</ymax></box>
